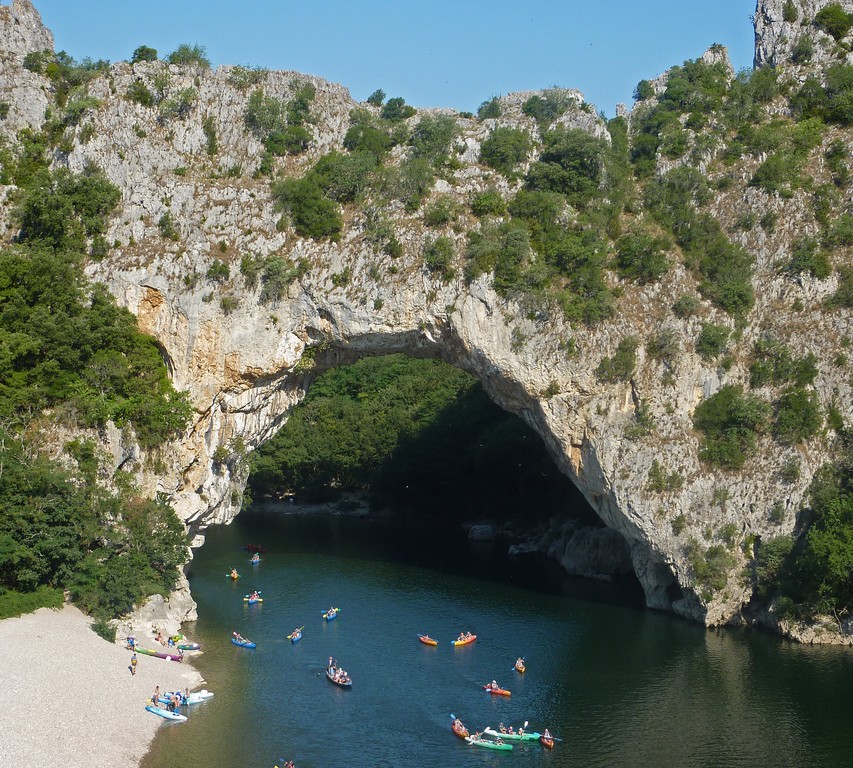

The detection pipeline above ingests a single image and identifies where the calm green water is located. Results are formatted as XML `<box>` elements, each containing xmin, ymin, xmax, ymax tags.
<box><xmin>142</xmin><ymin>509</ymin><xmax>853</xmax><ymax>768</ymax></box>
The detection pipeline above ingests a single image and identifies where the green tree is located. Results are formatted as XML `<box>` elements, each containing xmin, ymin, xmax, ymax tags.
<box><xmin>479</xmin><ymin>127</ymin><xmax>533</xmax><ymax>176</ymax></box>
<box><xmin>693</xmin><ymin>385</ymin><xmax>770</xmax><ymax>469</ymax></box>
<box><xmin>166</xmin><ymin>43</ymin><xmax>210</xmax><ymax>68</ymax></box>
<box><xmin>130</xmin><ymin>45</ymin><xmax>158</xmax><ymax>63</ymax></box>
<box><xmin>380</xmin><ymin>97</ymin><xmax>416</xmax><ymax>122</ymax></box>
<box><xmin>815</xmin><ymin>4</ymin><xmax>853</xmax><ymax>41</ymax></box>
<box><xmin>366</xmin><ymin>88</ymin><xmax>385</xmax><ymax>106</ymax></box>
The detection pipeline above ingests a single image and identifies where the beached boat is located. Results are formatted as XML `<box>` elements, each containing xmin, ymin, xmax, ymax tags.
<box><xmin>484</xmin><ymin>727</ymin><xmax>541</xmax><ymax>742</ymax></box>
<box><xmin>158</xmin><ymin>690</ymin><xmax>214</xmax><ymax>706</ymax></box>
<box><xmin>451</xmin><ymin>633</ymin><xmax>476</xmax><ymax>646</ymax></box>
<box><xmin>231</xmin><ymin>636</ymin><xmax>256</xmax><ymax>649</ymax></box>
<box><xmin>176</xmin><ymin>642</ymin><xmax>200</xmax><ymax>651</ymax></box>
<box><xmin>465</xmin><ymin>735</ymin><xmax>513</xmax><ymax>751</ymax></box>
<box><xmin>135</xmin><ymin>647</ymin><xmax>182</xmax><ymax>662</ymax></box>
<box><xmin>325</xmin><ymin>667</ymin><xmax>352</xmax><ymax>687</ymax></box>
<box><xmin>451</xmin><ymin>719</ymin><xmax>469</xmax><ymax>739</ymax></box>
<box><xmin>540</xmin><ymin>734</ymin><xmax>555</xmax><ymax>749</ymax></box>
<box><xmin>483</xmin><ymin>684</ymin><xmax>511</xmax><ymax>697</ymax></box>
<box><xmin>322</xmin><ymin>607</ymin><xmax>339</xmax><ymax>621</ymax></box>
<box><xmin>145</xmin><ymin>704</ymin><xmax>187</xmax><ymax>722</ymax></box>
<box><xmin>418</xmin><ymin>633</ymin><xmax>438</xmax><ymax>646</ymax></box>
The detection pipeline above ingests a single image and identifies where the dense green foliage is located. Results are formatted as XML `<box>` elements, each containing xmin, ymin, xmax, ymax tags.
<box><xmin>0</xmin><ymin>430</ymin><xmax>188</xmax><ymax>620</ymax></box>
<box><xmin>0</xmin><ymin>125</ymin><xmax>194</xmax><ymax>624</ymax></box>
<box><xmin>754</xmin><ymin>441</ymin><xmax>853</xmax><ymax>620</ymax></box>
<box><xmin>614</xmin><ymin>232</ymin><xmax>670</xmax><ymax>283</ymax></box>
<box><xmin>479</xmin><ymin>127</ymin><xmax>533</xmax><ymax>176</ymax></box>
<box><xmin>693</xmin><ymin>385</ymin><xmax>770</xmax><ymax>469</ymax></box>
<box><xmin>130</xmin><ymin>45</ymin><xmax>158</xmax><ymax>64</ymax></box>
<box><xmin>695</xmin><ymin>322</ymin><xmax>730</xmax><ymax>361</ymax></box>
<box><xmin>166</xmin><ymin>43</ymin><xmax>210</xmax><ymax>69</ymax></box>
<box><xmin>815</xmin><ymin>4</ymin><xmax>853</xmax><ymax>41</ymax></box>
<box><xmin>272</xmin><ymin>176</ymin><xmax>342</xmax><ymax>241</ymax></box>
<box><xmin>248</xmin><ymin>355</ymin><xmax>594</xmax><ymax>519</ymax></box>
<box><xmin>595</xmin><ymin>336</ymin><xmax>638</xmax><ymax>383</ymax></box>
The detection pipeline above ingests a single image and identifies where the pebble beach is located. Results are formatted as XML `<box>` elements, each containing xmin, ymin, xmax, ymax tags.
<box><xmin>0</xmin><ymin>604</ymin><xmax>203</xmax><ymax>767</ymax></box>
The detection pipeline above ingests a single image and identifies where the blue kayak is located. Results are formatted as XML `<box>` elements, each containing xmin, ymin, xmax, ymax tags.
<box><xmin>231</xmin><ymin>637</ymin><xmax>256</xmax><ymax>649</ymax></box>
<box><xmin>290</xmin><ymin>630</ymin><xmax>302</xmax><ymax>643</ymax></box>
<box><xmin>322</xmin><ymin>607</ymin><xmax>339</xmax><ymax>621</ymax></box>
<box><xmin>145</xmin><ymin>704</ymin><xmax>187</xmax><ymax>722</ymax></box>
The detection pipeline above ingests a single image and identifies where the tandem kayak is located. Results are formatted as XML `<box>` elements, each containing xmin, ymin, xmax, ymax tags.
<box><xmin>135</xmin><ymin>647</ymin><xmax>183</xmax><ymax>662</ymax></box>
<box><xmin>465</xmin><ymin>736</ymin><xmax>513</xmax><ymax>751</ymax></box>
<box><xmin>145</xmin><ymin>704</ymin><xmax>187</xmax><ymax>722</ymax></box>
<box><xmin>451</xmin><ymin>634</ymin><xmax>476</xmax><ymax>646</ymax></box>
<box><xmin>418</xmin><ymin>634</ymin><xmax>438</xmax><ymax>646</ymax></box>
<box><xmin>325</xmin><ymin>668</ymin><xmax>352</xmax><ymax>688</ymax></box>
<box><xmin>289</xmin><ymin>629</ymin><xmax>303</xmax><ymax>643</ymax></box>
<box><xmin>231</xmin><ymin>637</ymin><xmax>256</xmax><ymax>648</ymax></box>
<box><xmin>243</xmin><ymin>596</ymin><xmax>263</xmax><ymax>604</ymax></box>
<box><xmin>484</xmin><ymin>727</ymin><xmax>541</xmax><ymax>742</ymax></box>
<box><xmin>451</xmin><ymin>719</ymin><xmax>469</xmax><ymax>739</ymax></box>
<box><xmin>322</xmin><ymin>608</ymin><xmax>340</xmax><ymax>621</ymax></box>
<box><xmin>483</xmin><ymin>684</ymin><xmax>511</xmax><ymax>697</ymax></box>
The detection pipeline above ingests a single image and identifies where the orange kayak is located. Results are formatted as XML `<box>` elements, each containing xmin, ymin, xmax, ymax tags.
<box><xmin>540</xmin><ymin>734</ymin><xmax>555</xmax><ymax>749</ymax></box>
<box><xmin>418</xmin><ymin>634</ymin><xmax>438</xmax><ymax>646</ymax></box>
<box><xmin>451</xmin><ymin>719</ymin><xmax>469</xmax><ymax>739</ymax></box>
<box><xmin>452</xmin><ymin>634</ymin><xmax>477</xmax><ymax>646</ymax></box>
<box><xmin>483</xmin><ymin>684</ymin><xmax>511</xmax><ymax>697</ymax></box>
<box><xmin>515</xmin><ymin>660</ymin><xmax>526</xmax><ymax>674</ymax></box>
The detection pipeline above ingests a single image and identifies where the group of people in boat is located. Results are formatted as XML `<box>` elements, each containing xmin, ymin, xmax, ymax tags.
<box><xmin>327</xmin><ymin>657</ymin><xmax>350</xmax><ymax>684</ymax></box>
<box><xmin>233</xmin><ymin>631</ymin><xmax>250</xmax><ymax>644</ymax></box>
<box><xmin>248</xmin><ymin>590</ymin><xmax>261</xmax><ymax>601</ymax></box>
<box><xmin>498</xmin><ymin>722</ymin><xmax>523</xmax><ymax>735</ymax></box>
<box><xmin>325</xmin><ymin>606</ymin><xmax>337</xmax><ymax>618</ymax></box>
<box><xmin>456</xmin><ymin>630</ymin><xmax>474</xmax><ymax>642</ymax></box>
<box><xmin>485</xmin><ymin>679</ymin><xmax>503</xmax><ymax>691</ymax></box>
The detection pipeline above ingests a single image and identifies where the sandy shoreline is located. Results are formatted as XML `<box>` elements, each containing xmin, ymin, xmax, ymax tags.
<box><xmin>0</xmin><ymin>604</ymin><xmax>203</xmax><ymax>768</ymax></box>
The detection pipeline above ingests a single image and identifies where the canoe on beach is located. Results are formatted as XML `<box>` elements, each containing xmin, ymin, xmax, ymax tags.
<box><xmin>135</xmin><ymin>647</ymin><xmax>182</xmax><ymax>662</ymax></box>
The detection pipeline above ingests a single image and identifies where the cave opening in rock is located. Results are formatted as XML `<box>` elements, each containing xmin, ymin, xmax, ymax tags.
<box><xmin>242</xmin><ymin>353</ymin><xmax>645</xmax><ymax>605</ymax></box>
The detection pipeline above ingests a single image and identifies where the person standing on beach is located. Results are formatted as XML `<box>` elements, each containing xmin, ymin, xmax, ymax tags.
<box><xmin>151</xmin><ymin>685</ymin><xmax>160</xmax><ymax>705</ymax></box>
<box><xmin>130</xmin><ymin>652</ymin><xmax>137</xmax><ymax>675</ymax></box>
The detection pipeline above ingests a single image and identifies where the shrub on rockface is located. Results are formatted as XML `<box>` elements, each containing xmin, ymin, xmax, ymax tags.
<box><xmin>272</xmin><ymin>177</ymin><xmax>342</xmax><ymax>241</ymax></box>
<box><xmin>479</xmin><ymin>126</ymin><xmax>533</xmax><ymax>176</ymax></box>
<box><xmin>693</xmin><ymin>385</ymin><xmax>770</xmax><ymax>469</ymax></box>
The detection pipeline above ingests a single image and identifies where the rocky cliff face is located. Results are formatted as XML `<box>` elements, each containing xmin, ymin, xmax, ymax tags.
<box><xmin>754</xmin><ymin>0</ymin><xmax>853</xmax><ymax>68</ymax></box>
<box><xmin>1</xmin><ymin>1</ymin><xmax>851</xmax><ymax>635</ymax></box>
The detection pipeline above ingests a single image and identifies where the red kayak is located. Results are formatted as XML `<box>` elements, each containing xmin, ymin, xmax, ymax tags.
<box><xmin>451</xmin><ymin>719</ymin><xmax>469</xmax><ymax>739</ymax></box>
<box><xmin>418</xmin><ymin>634</ymin><xmax>438</xmax><ymax>646</ymax></box>
<box><xmin>483</xmin><ymin>684</ymin><xmax>511</xmax><ymax>697</ymax></box>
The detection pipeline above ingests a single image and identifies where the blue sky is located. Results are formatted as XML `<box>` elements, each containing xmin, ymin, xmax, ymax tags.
<box><xmin>30</xmin><ymin>0</ymin><xmax>757</xmax><ymax>117</ymax></box>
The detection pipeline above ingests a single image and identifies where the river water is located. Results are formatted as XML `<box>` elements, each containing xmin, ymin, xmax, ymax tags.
<box><xmin>142</xmin><ymin>508</ymin><xmax>853</xmax><ymax>768</ymax></box>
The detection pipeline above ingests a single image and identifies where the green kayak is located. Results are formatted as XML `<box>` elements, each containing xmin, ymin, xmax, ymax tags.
<box><xmin>465</xmin><ymin>736</ymin><xmax>513</xmax><ymax>751</ymax></box>
<box><xmin>484</xmin><ymin>727</ymin><xmax>541</xmax><ymax>742</ymax></box>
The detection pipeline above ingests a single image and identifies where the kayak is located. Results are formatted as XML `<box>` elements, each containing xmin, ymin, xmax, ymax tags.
<box><xmin>451</xmin><ymin>634</ymin><xmax>476</xmax><ymax>646</ymax></box>
<box><xmin>159</xmin><ymin>690</ymin><xmax>214</xmax><ymax>706</ymax></box>
<box><xmin>484</xmin><ymin>727</ymin><xmax>541</xmax><ymax>742</ymax></box>
<box><xmin>465</xmin><ymin>736</ymin><xmax>513</xmax><ymax>751</ymax></box>
<box><xmin>250</xmin><ymin>558</ymin><xmax>261</xmax><ymax>564</ymax></box>
<box><xmin>135</xmin><ymin>647</ymin><xmax>182</xmax><ymax>662</ymax></box>
<box><xmin>451</xmin><ymin>719</ymin><xmax>469</xmax><ymax>739</ymax></box>
<box><xmin>231</xmin><ymin>637</ymin><xmax>256</xmax><ymax>649</ymax></box>
<box><xmin>418</xmin><ymin>634</ymin><xmax>438</xmax><ymax>646</ymax></box>
<box><xmin>540</xmin><ymin>734</ymin><xmax>555</xmax><ymax>749</ymax></box>
<box><xmin>228</xmin><ymin>572</ymin><xmax>240</xmax><ymax>579</ymax></box>
<box><xmin>176</xmin><ymin>642</ymin><xmax>200</xmax><ymax>651</ymax></box>
<box><xmin>145</xmin><ymin>704</ymin><xmax>187</xmax><ymax>722</ymax></box>
<box><xmin>322</xmin><ymin>608</ymin><xmax>339</xmax><ymax>621</ymax></box>
<box><xmin>325</xmin><ymin>668</ymin><xmax>352</xmax><ymax>688</ymax></box>
<box><xmin>483</xmin><ymin>685</ymin><xmax>511</xmax><ymax>697</ymax></box>
<box><xmin>243</xmin><ymin>596</ymin><xmax>263</xmax><ymax>604</ymax></box>
<box><xmin>515</xmin><ymin>659</ymin><xmax>526</xmax><ymax>674</ymax></box>
<box><xmin>290</xmin><ymin>629</ymin><xmax>303</xmax><ymax>643</ymax></box>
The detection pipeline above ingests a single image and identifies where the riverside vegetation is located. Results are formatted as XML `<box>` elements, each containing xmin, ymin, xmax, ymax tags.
<box><xmin>0</xmin><ymin>1</ymin><xmax>852</xmax><ymax>637</ymax></box>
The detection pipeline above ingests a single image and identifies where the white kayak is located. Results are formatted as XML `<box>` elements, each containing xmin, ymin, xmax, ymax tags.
<box><xmin>145</xmin><ymin>704</ymin><xmax>187</xmax><ymax>722</ymax></box>
<box><xmin>164</xmin><ymin>689</ymin><xmax>214</xmax><ymax>705</ymax></box>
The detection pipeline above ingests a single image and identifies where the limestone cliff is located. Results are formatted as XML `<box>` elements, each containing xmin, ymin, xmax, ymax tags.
<box><xmin>1</xmin><ymin>0</ymin><xmax>851</xmax><ymax>638</ymax></box>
